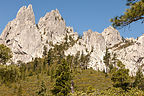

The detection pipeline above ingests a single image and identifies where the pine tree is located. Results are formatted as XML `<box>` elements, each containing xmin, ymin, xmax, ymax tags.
<box><xmin>47</xmin><ymin>49</ymin><xmax>53</xmax><ymax>66</ymax></box>
<box><xmin>110</xmin><ymin>0</ymin><xmax>144</xmax><ymax>29</ymax></box>
<box><xmin>19</xmin><ymin>61</ymin><xmax>26</xmax><ymax>80</ymax></box>
<box><xmin>33</xmin><ymin>58</ymin><xmax>38</xmax><ymax>72</ymax></box>
<box><xmin>111</xmin><ymin>61</ymin><xmax>131</xmax><ymax>91</ymax></box>
<box><xmin>103</xmin><ymin>48</ymin><xmax>110</xmax><ymax>67</ymax></box>
<box><xmin>0</xmin><ymin>65</ymin><xmax>20</xmax><ymax>85</ymax></box>
<box><xmin>133</xmin><ymin>68</ymin><xmax>144</xmax><ymax>89</ymax></box>
<box><xmin>43</xmin><ymin>45</ymin><xmax>47</xmax><ymax>57</ymax></box>
<box><xmin>103</xmin><ymin>48</ymin><xmax>111</xmax><ymax>72</ymax></box>
<box><xmin>0</xmin><ymin>44</ymin><xmax>12</xmax><ymax>64</ymax></box>
<box><xmin>110</xmin><ymin>53</ymin><xmax>117</xmax><ymax>72</ymax></box>
<box><xmin>74</xmin><ymin>51</ymin><xmax>80</xmax><ymax>69</ymax></box>
<box><xmin>51</xmin><ymin>59</ymin><xmax>71</xmax><ymax>96</ymax></box>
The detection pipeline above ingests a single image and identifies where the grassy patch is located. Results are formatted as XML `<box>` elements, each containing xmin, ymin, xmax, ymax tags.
<box><xmin>73</xmin><ymin>69</ymin><xmax>112</xmax><ymax>92</ymax></box>
<box><xmin>0</xmin><ymin>69</ymin><xmax>113</xmax><ymax>95</ymax></box>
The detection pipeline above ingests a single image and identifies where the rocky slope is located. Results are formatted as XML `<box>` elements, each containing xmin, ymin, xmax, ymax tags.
<box><xmin>0</xmin><ymin>4</ymin><xmax>144</xmax><ymax>75</ymax></box>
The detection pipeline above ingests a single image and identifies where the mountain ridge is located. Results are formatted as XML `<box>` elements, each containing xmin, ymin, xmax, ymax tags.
<box><xmin>0</xmin><ymin>4</ymin><xmax>144</xmax><ymax>76</ymax></box>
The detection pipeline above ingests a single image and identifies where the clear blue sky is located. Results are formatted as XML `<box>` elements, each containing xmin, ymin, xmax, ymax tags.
<box><xmin>0</xmin><ymin>0</ymin><xmax>143</xmax><ymax>38</ymax></box>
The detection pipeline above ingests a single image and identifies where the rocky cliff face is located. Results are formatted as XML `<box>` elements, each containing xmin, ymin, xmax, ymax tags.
<box><xmin>38</xmin><ymin>9</ymin><xmax>66</xmax><ymax>45</ymax></box>
<box><xmin>0</xmin><ymin>5</ymin><xmax>72</xmax><ymax>63</ymax></box>
<box><xmin>0</xmin><ymin>4</ymin><xmax>144</xmax><ymax>75</ymax></box>
<box><xmin>102</xmin><ymin>26</ymin><xmax>122</xmax><ymax>47</ymax></box>
<box><xmin>65</xmin><ymin>29</ymin><xmax>106</xmax><ymax>71</ymax></box>
<box><xmin>0</xmin><ymin>5</ymin><xmax>43</xmax><ymax>63</ymax></box>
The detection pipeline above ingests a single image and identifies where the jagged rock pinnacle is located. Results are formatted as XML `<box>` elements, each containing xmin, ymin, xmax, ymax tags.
<box><xmin>0</xmin><ymin>5</ymin><xmax>144</xmax><ymax>76</ymax></box>
<box><xmin>16</xmin><ymin>4</ymin><xmax>35</xmax><ymax>24</ymax></box>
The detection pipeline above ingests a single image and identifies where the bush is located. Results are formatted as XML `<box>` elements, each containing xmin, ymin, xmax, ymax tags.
<box><xmin>0</xmin><ymin>65</ymin><xmax>20</xmax><ymax>85</ymax></box>
<box><xmin>0</xmin><ymin>44</ymin><xmax>12</xmax><ymax>64</ymax></box>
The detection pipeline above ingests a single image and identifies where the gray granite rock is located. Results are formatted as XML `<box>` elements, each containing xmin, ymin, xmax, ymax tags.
<box><xmin>65</xmin><ymin>29</ymin><xmax>106</xmax><ymax>71</ymax></box>
<box><xmin>38</xmin><ymin>9</ymin><xmax>66</xmax><ymax>45</ymax></box>
<box><xmin>102</xmin><ymin>26</ymin><xmax>122</xmax><ymax>48</ymax></box>
<box><xmin>0</xmin><ymin>4</ymin><xmax>144</xmax><ymax>76</ymax></box>
<box><xmin>0</xmin><ymin>4</ymin><xmax>43</xmax><ymax>63</ymax></box>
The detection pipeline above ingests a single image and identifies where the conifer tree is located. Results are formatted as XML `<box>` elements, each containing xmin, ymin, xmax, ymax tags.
<box><xmin>33</xmin><ymin>58</ymin><xmax>38</xmax><ymax>72</ymax></box>
<box><xmin>110</xmin><ymin>0</ymin><xmax>144</xmax><ymax>29</ymax></box>
<box><xmin>74</xmin><ymin>51</ymin><xmax>80</xmax><ymax>69</ymax></box>
<box><xmin>43</xmin><ymin>45</ymin><xmax>47</xmax><ymax>57</ymax></box>
<box><xmin>0</xmin><ymin>65</ymin><xmax>20</xmax><ymax>85</ymax></box>
<box><xmin>103</xmin><ymin>48</ymin><xmax>111</xmax><ymax>72</ymax></box>
<box><xmin>47</xmin><ymin>49</ymin><xmax>53</xmax><ymax>66</ymax></box>
<box><xmin>51</xmin><ymin>59</ymin><xmax>71</xmax><ymax>96</ymax></box>
<box><xmin>80</xmin><ymin>51</ymin><xmax>85</xmax><ymax>69</ymax></box>
<box><xmin>111</xmin><ymin>61</ymin><xmax>131</xmax><ymax>90</ymax></box>
<box><xmin>133</xmin><ymin>68</ymin><xmax>144</xmax><ymax>89</ymax></box>
<box><xmin>0</xmin><ymin>44</ymin><xmax>12</xmax><ymax>64</ymax></box>
<box><xmin>19</xmin><ymin>61</ymin><xmax>26</xmax><ymax>80</ymax></box>
<box><xmin>103</xmin><ymin>48</ymin><xmax>111</xmax><ymax>67</ymax></box>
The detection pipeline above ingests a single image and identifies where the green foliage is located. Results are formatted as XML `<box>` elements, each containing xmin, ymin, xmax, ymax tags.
<box><xmin>36</xmin><ymin>81</ymin><xmax>47</xmax><ymax>96</ymax></box>
<box><xmin>73</xmin><ymin>69</ymin><xmax>112</xmax><ymax>92</ymax></box>
<box><xmin>117</xmin><ymin>60</ymin><xmax>125</xmax><ymax>68</ymax></box>
<box><xmin>110</xmin><ymin>0</ymin><xmax>144</xmax><ymax>29</ymax></box>
<box><xmin>43</xmin><ymin>45</ymin><xmax>47</xmax><ymax>57</ymax></box>
<box><xmin>69</xmin><ymin>87</ymin><xmax>144</xmax><ymax>96</ymax></box>
<box><xmin>111</xmin><ymin>61</ymin><xmax>131</xmax><ymax>90</ymax></box>
<box><xmin>19</xmin><ymin>61</ymin><xmax>26</xmax><ymax>80</ymax></box>
<box><xmin>33</xmin><ymin>58</ymin><xmax>39</xmax><ymax>72</ymax></box>
<box><xmin>0</xmin><ymin>36</ymin><xmax>143</xmax><ymax>96</ymax></box>
<box><xmin>45</xmin><ymin>48</ymin><xmax>53</xmax><ymax>66</ymax></box>
<box><xmin>103</xmin><ymin>48</ymin><xmax>111</xmax><ymax>72</ymax></box>
<box><xmin>133</xmin><ymin>68</ymin><xmax>144</xmax><ymax>90</ymax></box>
<box><xmin>51</xmin><ymin>59</ymin><xmax>71</xmax><ymax>96</ymax></box>
<box><xmin>17</xmin><ymin>84</ymin><xmax>22</xmax><ymax>96</ymax></box>
<box><xmin>126</xmin><ymin>0</ymin><xmax>139</xmax><ymax>6</ymax></box>
<box><xmin>0</xmin><ymin>44</ymin><xmax>12</xmax><ymax>64</ymax></box>
<box><xmin>79</xmin><ymin>51</ymin><xmax>90</xmax><ymax>70</ymax></box>
<box><xmin>86</xmin><ymin>86</ymin><xmax>95</xmax><ymax>94</ymax></box>
<box><xmin>0</xmin><ymin>65</ymin><xmax>21</xmax><ymax>85</ymax></box>
<box><xmin>73</xmin><ymin>51</ymin><xmax>80</xmax><ymax>69</ymax></box>
<box><xmin>0</xmin><ymin>65</ymin><xmax>143</xmax><ymax>96</ymax></box>
<box><xmin>103</xmin><ymin>48</ymin><xmax>110</xmax><ymax>67</ymax></box>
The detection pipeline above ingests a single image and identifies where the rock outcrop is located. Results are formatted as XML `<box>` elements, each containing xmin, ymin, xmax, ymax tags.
<box><xmin>0</xmin><ymin>4</ymin><xmax>43</xmax><ymax>63</ymax></box>
<box><xmin>0</xmin><ymin>5</ymin><xmax>72</xmax><ymax>63</ymax></box>
<box><xmin>111</xmin><ymin>36</ymin><xmax>144</xmax><ymax>76</ymax></box>
<box><xmin>38</xmin><ymin>9</ymin><xmax>66</xmax><ymax>45</ymax></box>
<box><xmin>65</xmin><ymin>29</ymin><xmax>106</xmax><ymax>71</ymax></box>
<box><xmin>102</xmin><ymin>26</ymin><xmax>122</xmax><ymax>47</ymax></box>
<box><xmin>0</xmin><ymin>4</ymin><xmax>144</xmax><ymax>75</ymax></box>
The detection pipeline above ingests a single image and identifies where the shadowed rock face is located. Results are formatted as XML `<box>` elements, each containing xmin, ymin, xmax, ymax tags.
<box><xmin>0</xmin><ymin>4</ymin><xmax>144</xmax><ymax>75</ymax></box>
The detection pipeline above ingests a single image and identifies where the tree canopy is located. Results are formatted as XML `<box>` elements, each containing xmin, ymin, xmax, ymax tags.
<box><xmin>111</xmin><ymin>61</ymin><xmax>131</xmax><ymax>91</ymax></box>
<box><xmin>51</xmin><ymin>59</ymin><xmax>71</xmax><ymax>96</ymax></box>
<box><xmin>0</xmin><ymin>44</ymin><xmax>12</xmax><ymax>64</ymax></box>
<box><xmin>110</xmin><ymin>0</ymin><xmax>144</xmax><ymax>29</ymax></box>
